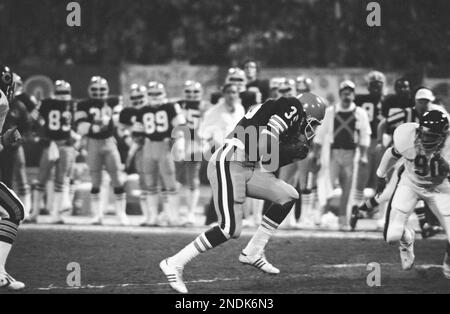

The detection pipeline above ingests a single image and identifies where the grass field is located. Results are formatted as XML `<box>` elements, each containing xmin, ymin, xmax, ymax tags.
<box><xmin>2</xmin><ymin>225</ymin><xmax>450</xmax><ymax>294</ymax></box>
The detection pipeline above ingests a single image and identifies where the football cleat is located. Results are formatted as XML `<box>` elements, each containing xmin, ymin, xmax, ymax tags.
<box><xmin>421</xmin><ymin>223</ymin><xmax>443</xmax><ymax>239</ymax></box>
<box><xmin>159</xmin><ymin>259</ymin><xmax>188</xmax><ymax>294</ymax></box>
<box><xmin>239</xmin><ymin>252</ymin><xmax>280</xmax><ymax>274</ymax></box>
<box><xmin>0</xmin><ymin>272</ymin><xmax>25</xmax><ymax>291</ymax></box>
<box><xmin>443</xmin><ymin>253</ymin><xmax>450</xmax><ymax>279</ymax></box>
<box><xmin>399</xmin><ymin>229</ymin><xmax>415</xmax><ymax>271</ymax></box>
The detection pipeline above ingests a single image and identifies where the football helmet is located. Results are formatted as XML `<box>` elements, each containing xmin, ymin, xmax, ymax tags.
<box><xmin>54</xmin><ymin>80</ymin><xmax>72</xmax><ymax>101</ymax></box>
<box><xmin>183</xmin><ymin>80</ymin><xmax>203</xmax><ymax>101</ymax></box>
<box><xmin>147</xmin><ymin>81</ymin><xmax>166</xmax><ymax>106</ymax></box>
<box><xmin>129</xmin><ymin>84</ymin><xmax>147</xmax><ymax>107</ymax></box>
<box><xmin>88</xmin><ymin>76</ymin><xmax>109</xmax><ymax>99</ymax></box>
<box><xmin>418</xmin><ymin>110</ymin><xmax>449</xmax><ymax>151</ymax></box>
<box><xmin>297</xmin><ymin>92</ymin><xmax>327</xmax><ymax>141</ymax></box>
<box><xmin>225</xmin><ymin>68</ymin><xmax>247</xmax><ymax>92</ymax></box>
<box><xmin>367</xmin><ymin>71</ymin><xmax>385</xmax><ymax>96</ymax></box>
<box><xmin>0</xmin><ymin>65</ymin><xmax>15</xmax><ymax>102</ymax></box>
<box><xmin>394</xmin><ymin>78</ymin><xmax>411</xmax><ymax>98</ymax></box>
<box><xmin>296</xmin><ymin>76</ymin><xmax>312</xmax><ymax>93</ymax></box>
<box><xmin>278</xmin><ymin>78</ymin><xmax>296</xmax><ymax>97</ymax></box>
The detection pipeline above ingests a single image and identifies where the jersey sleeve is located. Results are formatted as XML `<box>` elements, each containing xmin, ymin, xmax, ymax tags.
<box><xmin>74</xmin><ymin>101</ymin><xmax>89</xmax><ymax>123</ymax></box>
<box><xmin>267</xmin><ymin>98</ymin><xmax>300</xmax><ymax>136</ymax></box>
<box><xmin>393</xmin><ymin>123</ymin><xmax>417</xmax><ymax>159</ymax></box>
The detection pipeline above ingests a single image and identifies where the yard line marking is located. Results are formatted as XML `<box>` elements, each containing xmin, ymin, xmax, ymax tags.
<box><xmin>314</xmin><ymin>263</ymin><xmax>442</xmax><ymax>269</ymax></box>
<box><xmin>19</xmin><ymin>224</ymin><xmax>446</xmax><ymax>241</ymax></box>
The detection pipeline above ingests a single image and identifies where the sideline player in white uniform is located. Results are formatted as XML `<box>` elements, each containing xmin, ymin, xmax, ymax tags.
<box><xmin>377</xmin><ymin>110</ymin><xmax>450</xmax><ymax>278</ymax></box>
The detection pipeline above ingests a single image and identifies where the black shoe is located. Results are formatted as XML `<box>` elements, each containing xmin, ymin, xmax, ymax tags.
<box><xmin>421</xmin><ymin>223</ymin><xmax>443</xmax><ymax>239</ymax></box>
<box><xmin>350</xmin><ymin>205</ymin><xmax>363</xmax><ymax>231</ymax></box>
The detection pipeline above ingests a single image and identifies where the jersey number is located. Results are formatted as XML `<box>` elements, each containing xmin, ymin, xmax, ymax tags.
<box><xmin>143</xmin><ymin>111</ymin><xmax>169</xmax><ymax>134</ymax></box>
<box><xmin>48</xmin><ymin>110</ymin><xmax>71</xmax><ymax>132</ymax></box>
<box><xmin>414</xmin><ymin>155</ymin><xmax>445</xmax><ymax>177</ymax></box>
<box><xmin>185</xmin><ymin>109</ymin><xmax>200</xmax><ymax>129</ymax></box>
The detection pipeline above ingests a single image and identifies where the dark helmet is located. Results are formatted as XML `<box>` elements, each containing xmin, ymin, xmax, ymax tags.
<box><xmin>297</xmin><ymin>92</ymin><xmax>327</xmax><ymax>141</ymax></box>
<box><xmin>0</xmin><ymin>65</ymin><xmax>15</xmax><ymax>102</ymax></box>
<box><xmin>418</xmin><ymin>110</ymin><xmax>449</xmax><ymax>150</ymax></box>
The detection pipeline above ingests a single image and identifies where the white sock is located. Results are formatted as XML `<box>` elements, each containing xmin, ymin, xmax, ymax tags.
<box><xmin>52</xmin><ymin>191</ymin><xmax>63</xmax><ymax>220</ymax></box>
<box><xmin>401</xmin><ymin>227</ymin><xmax>414</xmax><ymax>245</ymax></box>
<box><xmin>115</xmin><ymin>193</ymin><xmax>127</xmax><ymax>219</ymax></box>
<box><xmin>169</xmin><ymin>232</ymin><xmax>214</xmax><ymax>267</ymax></box>
<box><xmin>145</xmin><ymin>193</ymin><xmax>158</xmax><ymax>223</ymax></box>
<box><xmin>243</xmin><ymin>216</ymin><xmax>278</xmax><ymax>256</ymax></box>
<box><xmin>166</xmin><ymin>193</ymin><xmax>180</xmax><ymax>223</ymax></box>
<box><xmin>0</xmin><ymin>241</ymin><xmax>12</xmax><ymax>273</ymax></box>
<box><xmin>31</xmin><ymin>189</ymin><xmax>44</xmax><ymax>219</ymax></box>
<box><xmin>300</xmin><ymin>193</ymin><xmax>313</xmax><ymax>223</ymax></box>
<box><xmin>354</xmin><ymin>189</ymin><xmax>365</xmax><ymax>206</ymax></box>
<box><xmin>91</xmin><ymin>193</ymin><xmax>102</xmax><ymax>220</ymax></box>
<box><xmin>188</xmin><ymin>188</ymin><xmax>200</xmax><ymax>215</ymax></box>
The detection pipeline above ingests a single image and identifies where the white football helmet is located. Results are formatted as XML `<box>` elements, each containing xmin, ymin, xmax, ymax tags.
<box><xmin>129</xmin><ymin>84</ymin><xmax>147</xmax><ymax>107</ymax></box>
<box><xmin>278</xmin><ymin>78</ymin><xmax>296</xmax><ymax>97</ymax></box>
<box><xmin>296</xmin><ymin>76</ymin><xmax>313</xmax><ymax>93</ymax></box>
<box><xmin>54</xmin><ymin>80</ymin><xmax>72</xmax><ymax>101</ymax></box>
<box><xmin>225</xmin><ymin>67</ymin><xmax>247</xmax><ymax>93</ymax></box>
<box><xmin>183</xmin><ymin>80</ymin><xmax>203</xmax><ymax>101</ymax></box>
<box><xmin>88</xmin><ymin>76</ymin><xmax>109</xmax><ymax>99</ymax></box>
<box><xmin>147</xmin><ymin>81</ymin><xmax>166</xmax><ymax>106</ymax></box>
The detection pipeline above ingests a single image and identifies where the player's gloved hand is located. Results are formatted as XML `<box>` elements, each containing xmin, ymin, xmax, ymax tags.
<box><xmin>1</xmin><ymin>127</ymin><xmax>22</xmax><ymax>148</ymax></box>
<box><xmin>376</xmin><ymin>176</ymin><xmax>387</xmax><ymax>195</ymax></box>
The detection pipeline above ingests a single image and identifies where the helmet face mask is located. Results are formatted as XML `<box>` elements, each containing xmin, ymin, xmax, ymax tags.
<box><xmin>88</xmin><ymin>76</ymin><xmax>109</xmax><ymax>99</ymax></box>
<box><xmin>418</xmin><ymin>110</ymin><xmax>450</xmax><ymax>151</ymax></box>
<box><xmin>297</xmin><ymin>92</ymin><xmax>326</xmax><ymax>141</ymax></box>
<box><xmin>54</xmin><ymin>80</ymin><xmax>72</xmax><ymax>101</ymax></box>
<box><xmin>147</xmin><ymin>81</ymin><xmax>166</xmax><ymax>106</ymax></box>
<box><xmin>296</xmin><ymin>76</ymin><xmax>312</xmax><ymax>93</ymax></box>
<box><xmin>0</xmin><ymin>66</ymin><xmax>15</xmax><ymax>103</ymax></box>
<box><xmin>278</xmin><ymin>78</ymin><xmax>296</xmax><ymax>97</ymax></box>
<box><xmin>183</xmin><ymin>80</ymin><xmax>203</xmax><ymax>101</ymax></box>
<box><xmin>225</xmin><ymin>68</ymin><xmax>247</xmax><ymax>93</ymax></box>
<box><xmin>129</xmin><ymin>84</ymin><xmax>147</xmax><ymax>107</ymax></box>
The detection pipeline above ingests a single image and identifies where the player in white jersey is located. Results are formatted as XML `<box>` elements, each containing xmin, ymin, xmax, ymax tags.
<box><xmin>376</xmin><ymin>110</ymin><xmax>450</xmax><ymax>278</ymax></box>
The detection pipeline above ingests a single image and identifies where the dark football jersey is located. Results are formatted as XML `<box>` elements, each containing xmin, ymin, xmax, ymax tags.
<box><xmin>240</xmin><ymin>90</ymin><xmax>260</xmax><ymax>112</ymax></box>
<box><xmin>355</xmin><ymin>94</ymin><xmax>383</xmax><ymax>139</ymax></box>
<box><xmin>227</xmin><ymin>97</ymin><xmax>303</xmax><ymax>162</ymax></box>
<box><xmin>75</xmin><ymin>98</ymin><xmax>118</xmax><ymax>139</ymax></box>
<box><xmin>15</xmin><ymin>92</ymin><xmax>38</xmax><ymax>112</ymax></box>
<box><xmin>39</xmin><ymin>99</ymin><xmax>74</xmax><ymax>140</ymax></box>
<box><xmin>135</xmin><ymin>102</ymin><xmax>181</xmax><ymax>141</ymax></box>
<box><xmin>247</xmin><ymin>79</ymin><xmax>270</xmax><ymax>102</ymax></box>
<box><xmin>119</xmin><ymin>107</ymin><xmax>139</xmax><ymax>126</ymax></box>
<box><xmin>179</xmin><ymin>100</ymin><xmax>203</xmax><ymax>141</ymax></box>
<box><xmin>382</xmin><ymin>94</ymin><xmax>414</xmax><ymax>135</ymax></box>
<box><xmin>2</xmin><ymin>98</ymin><xmax>32</xmax><ymax>135</ymax></box>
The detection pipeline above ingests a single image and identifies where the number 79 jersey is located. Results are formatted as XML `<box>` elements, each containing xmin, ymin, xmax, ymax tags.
<box><xmin>39</xmin><ymin>98</ymin><xmax>74</xmax><ymax>140</ymax></box>
<box><xmin>135</xmin><ymin>102</ymin><xmax>185</xmax><ymax>141</ymax></box>
<box><xmin>393</xmin><ymin>122</ymin><xmax>450</xmax><ymax>188</ymax></box>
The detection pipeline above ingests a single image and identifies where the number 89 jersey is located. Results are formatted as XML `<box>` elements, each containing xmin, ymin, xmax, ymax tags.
<box><xmin>39</xmin><ymin>98</ymin><xmax>74</xmax><ymax>140</ymax></box>
<box><xmin>393</xmin><ymin>122</ymin><xmax>450</xmax><ymax>188</ymax></box>
<box><xmin>135</xmin><ymin>102</ymin><xmax>184</xmax><ymax>141</ymax></box>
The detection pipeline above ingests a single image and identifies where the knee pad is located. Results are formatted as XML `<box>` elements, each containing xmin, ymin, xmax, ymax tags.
<box><xmin>90</xmin><ymin>187</ymin><xmax>100</xmax><ymax>195</ymax></box>
<box><xmin>277</xmin><ymin>185</ymin><xmax>300</xmax><ymax>205</ymax></box>
<box><xmin>114</xmin><ymin>186</ymin><xmax>125</xmax><ymax>195</ymax></box>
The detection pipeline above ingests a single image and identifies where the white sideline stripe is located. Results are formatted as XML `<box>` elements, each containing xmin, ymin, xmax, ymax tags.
<box><xmin>19</xmin><ymin>224</ymin><xmax>447</xmax><ymax>241</ymax></box>
<box><xmin>33</xmin><ymin>263</ymin><xmax>444</xmax><ymax>291</ymax></box>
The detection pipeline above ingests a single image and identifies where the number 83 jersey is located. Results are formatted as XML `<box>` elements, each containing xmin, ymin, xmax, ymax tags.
<box><xmin>393</xmin><ymin>122</ymin><xmax>450</xmax><ymax>188</ymax></box>
<box><xmin>135</xmin><ymin>102</ymin><xmax>185</xmax><ymax>141</ymax></box>
<box><xmin>39</xmin><ymin>98</ymin><xmax>74</xmax><ymax>140</ymax></box>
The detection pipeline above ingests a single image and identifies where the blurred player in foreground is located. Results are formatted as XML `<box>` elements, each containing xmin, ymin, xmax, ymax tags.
<box><xmin>377</xmin><ymin>110</ymin><xmax>450</xmax><ymax>278</ymax></box>
<box><xmin>160</xmin><ymin>93</ymin><xmax>326</xmax><ymax>293</ymax></box>
<box><xmin>0</xmin><ymin>65</ymin><xmax>26</xmax><ymax>290</ymax></box>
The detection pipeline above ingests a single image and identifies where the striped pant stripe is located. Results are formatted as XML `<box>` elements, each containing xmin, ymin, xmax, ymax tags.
<box><xmin>215</xmin><ymin>144</ymin><xmax>236</xmax><ymax>236</ymax></box>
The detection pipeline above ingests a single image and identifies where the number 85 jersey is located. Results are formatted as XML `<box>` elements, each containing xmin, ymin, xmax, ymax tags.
<box><xmin>39</xmin><ymin>98</ymin><xmax>74</xmax><ymax>140</ymax></box>
<box><xmin>135</xmin><ymin>102</ymin><xmax>186</xmax><ymax>141</ymax></box>
<box><xmin>393</xmin><ymin>122</ymin><xmax>450</xmax><ymax>188</ymax></box>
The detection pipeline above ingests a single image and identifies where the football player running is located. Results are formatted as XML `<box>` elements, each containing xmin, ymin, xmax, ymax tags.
<box><xmin>134</xmin><ymin>81</ymin><xmax>186</xmax><ymax>226</ymax></box>
<box><xmin>160</xmin><ymin>93</ymin><xmax>326</xmax><ymax>293</ymax></box>
<box><xmin>178</xmin><ymin>80</ymin><xmax>208</xmax><ymax>225</ymax></box>
<box><xmin>0</xmin><ymin>65</ymin><xmax>26</xmax><ymax>290</ymax></box>
<box><xmin>30</xmin><ymin>80</ymin><xmax>78</xmax><ymax>224</ymax></box>
<box><xmin>377</xmin><ymin>109</ymin><xmax>450</xmax><ymax>278</ymax></box>
<box><xmin>75</xmin><ymin>76</ymin><xmax>129</xmax><ymax>225</ymax></box>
